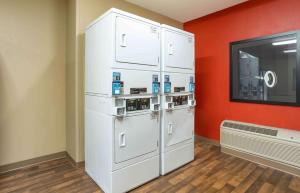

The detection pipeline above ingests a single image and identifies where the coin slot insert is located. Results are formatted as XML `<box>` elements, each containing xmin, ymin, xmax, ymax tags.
<box><xmin>130</xmin><ymin>88</ymin><xmax>147</xmax><ymax>94</ymax></box>
<box><xmin>174</xmin><ymin>87</ymin><xmax>185</xmax><ymax>92</ymax></box>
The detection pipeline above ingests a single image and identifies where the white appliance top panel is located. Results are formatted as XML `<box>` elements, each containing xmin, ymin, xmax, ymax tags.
<box><xmin>86</xmin><ymin>8</ymin><xmax>160</xmax><ymax>30</ymax></box>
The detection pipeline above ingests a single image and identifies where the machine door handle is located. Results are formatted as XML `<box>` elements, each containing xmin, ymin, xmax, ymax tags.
<box><xmin>168</xmin><ymin>43</ymin><xmax>174</xmax><ymax>55</ymax></box>
<box><xmin>119</xmin><ymin>133</ymin><xmax>126</xmax><ymax>147</ymax></box>
<box><xmin>168</xmin><ymin>123</ymin><xmax>173</xmax><ymax>135</ymax></box>
<box><xmin>121</xmin><ymin>33</ymin><xmax>127</xmax><ymax>47</ymax></box>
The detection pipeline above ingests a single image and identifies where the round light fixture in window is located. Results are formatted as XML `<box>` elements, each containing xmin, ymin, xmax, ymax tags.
<box><xmin>264</xmin><ymin>71</ymin><xmax>277</xmax><ymax>88</ymax></box>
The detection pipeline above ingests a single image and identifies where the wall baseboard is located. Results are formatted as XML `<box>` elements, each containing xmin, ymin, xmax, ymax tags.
<box><xmin>4</xmin><ymin>136</ymin><xmax>297</xmax><ymax>177</ymax></box>
<box><xmin>0</xmin><ymin>151</ymin><xmax>85</xmax><ymax>174</ymax></box>
<box><xmin>66</xmin><ymin>153</ymin><xmax>85</xmax><ymax>167</ymax></box>
<box><xmin>222</xmin><ymin>147</ymin><xmax>300</xmax><ymax>177</ymax></box>
<box><xmin>195</xmin><ymin>135</ymin><xmax>220</xmax><ymax>146</ymax></box>
<box><xmin>0</xmin><ymin>151</ymin><xmax>67</xmax><ymax>174</ymax></box>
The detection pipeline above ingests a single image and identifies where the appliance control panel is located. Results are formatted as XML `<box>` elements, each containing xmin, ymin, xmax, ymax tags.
<box><xmin>164</xmin><ymin>94</ymin><xmax>195</xmax><ymax>109</ymax></box>
<box><xmin>173</xmin><ymin>95</ymin><xmax>188</xmax><ymax>106</ymax></box>
<box><xmin>112</xmin><ymin>96</ymin><xmax>160</xmax><ymax>116</ymax></box>
<box><xmin>126</xmin><ymin>98</ymin><xmax>150</xmax><ymax>111</ymax></box>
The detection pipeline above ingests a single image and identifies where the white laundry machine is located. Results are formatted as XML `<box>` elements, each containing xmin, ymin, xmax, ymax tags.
<box><xmin>160</xmin><ymin>24</ymin><xmax>196</xmax><ymax>175</ymax></box>
<box><xmin>85</xmin><ymin>8</ymin><xmax>161</xmax><ymax>193</ymax></box>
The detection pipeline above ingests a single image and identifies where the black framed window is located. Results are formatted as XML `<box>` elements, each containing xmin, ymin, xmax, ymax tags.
<box><xmin>230</xmin><ymin>30</ymin><xmax>300</xmax><ymax>106</ymax></box>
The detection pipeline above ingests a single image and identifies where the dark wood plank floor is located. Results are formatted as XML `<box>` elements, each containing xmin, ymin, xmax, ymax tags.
<box><xmin>1</xmin><ymin>141</ymin><xmax>299</xmax><ymax>193</ymax></box>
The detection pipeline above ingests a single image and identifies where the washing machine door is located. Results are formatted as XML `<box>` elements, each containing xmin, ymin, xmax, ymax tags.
<box><xmin>164</xmin><ymin>108</ymin><xmax>194</xmax><ymax>147</ymax></box>
<box><xmin>114</xmin><ymin>113</ymin><xmax>159</xmax><ymax>163</ymax></box>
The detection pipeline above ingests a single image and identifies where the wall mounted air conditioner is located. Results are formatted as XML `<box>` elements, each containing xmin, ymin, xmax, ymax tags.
<box><xmin>220</xmin><ymin>120</ymin><xmax>300</xmax><ymax>176</ymax></box>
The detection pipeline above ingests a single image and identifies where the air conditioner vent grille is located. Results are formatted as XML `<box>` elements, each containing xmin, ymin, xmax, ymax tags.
<box><xmin>222</xmin><ymin>121</ymin><xmax>278</xmax><ymax>137</ymax></box>
<box><xmin>221</xmin><ymin>130</ymin><xmax>300</xmax><ymax>168</ymax></box>
<box><xmin>221</xmin><ymin>120</ymin><xmax>300</xmax><ymax>173</ymax></box>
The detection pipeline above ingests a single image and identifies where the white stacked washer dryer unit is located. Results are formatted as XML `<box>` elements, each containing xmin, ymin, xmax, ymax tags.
<box><xmin>160</xmin><ymin>24</ymin><xmax>196</xmax><ymax>175</ymax></box>
<box><xmin>85</xmin><ymin>9</ymin><xmax>161</xmax><ymax>193</ymax></box>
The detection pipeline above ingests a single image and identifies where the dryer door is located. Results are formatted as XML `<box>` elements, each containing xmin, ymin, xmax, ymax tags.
<box><xmin>114</xmin><ymin>113</ymin><xmax>159</xmax><ymax>163</ymax></box>
<box><xmin>115</xmin><ymin>16</ymin><xmax>160</xmax><ymax>66</ymax></box>
<box><xmin>164</xmin><ymin>108</ymin><xmax>194</xmax><ymax>147</ymax></box>
<box><xmin>164</xmin><ymin>30</ymin><xmax>194</xmax><ymax>70</ymax></box>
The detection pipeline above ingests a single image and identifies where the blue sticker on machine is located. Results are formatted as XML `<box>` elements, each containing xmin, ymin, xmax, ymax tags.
<box><xmin>112</xmin><ymin>72</ymin><xmax>121</xmax><ymax>95</ymax></box>
<box><xmin>189</xmin><ymin>76</ymin><xmax>194</xmax><ymax>92</ymax></box>
<box><xmin>152</xmin><ymin>74</ymin><xmax>159</xmax><ymax>82</ymax></box>
<box><xmin>189</xmin><ymin>83</ymin><xmax>195</xmax><ymax>92</ymax></box>
<box><xmin>113</xmin><ymin>72</ymin><xmax>121</xmax><ymax>81</ymax></box>
<box><xmin>152</xmin><ymin>82</ymin><xmax>160</xmax><ymax>94</ymax></box>
<box><xmin>190</xmin><ymin>76</ymin><xmax>194</xmax><ymax>83</ymax></box>
<box><xmin>164</xmin><ymin>75</ymin><xmax>170</xmax><ymax>82</ymax></box>
<box><xmin>112</xmin><ymin>82</ymin><xmax>121</xmax><ymax>95</ymax></box>
<box><xmin>164</xmin><ymin>75</ymin><xmax>171</xmax><ymax>93</ymax></box>
<box><xmin>164</xmin><ymin>82</ymin><xmax>171</xmax><ymax>93</ymax></box>
<box><xmin>152</xmin><ymin>74</ymin><xmax>160</xmax><ymax>94</ymax></box>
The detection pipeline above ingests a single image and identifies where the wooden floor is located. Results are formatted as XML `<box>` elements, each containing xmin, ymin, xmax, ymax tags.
<box><xmin>1</xmin><ymin>141</ymin><xmax>299</xmax><ymax>193</ymax></box>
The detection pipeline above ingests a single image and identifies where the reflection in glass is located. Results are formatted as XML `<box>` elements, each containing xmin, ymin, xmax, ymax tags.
<box><xmin>231</xmin><ymin>33</ymin><xmax>297</xmax><ymax>104</ymax></box>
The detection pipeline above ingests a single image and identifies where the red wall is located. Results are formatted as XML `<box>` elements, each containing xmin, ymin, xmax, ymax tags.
<box><xmin>184</xmin><ymin>0</ymin><xmax>300</xmax><ymax>140</ymax></box>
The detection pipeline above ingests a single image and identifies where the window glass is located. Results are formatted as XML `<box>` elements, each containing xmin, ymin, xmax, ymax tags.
<box><xmin>231</xmin><ymin>34</ymin><xmax>297</xmax><ymax>104</ymax></box>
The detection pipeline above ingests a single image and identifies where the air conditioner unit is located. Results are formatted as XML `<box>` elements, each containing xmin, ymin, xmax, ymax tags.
<box><xmin>220</xmin><ymin>120</ymin><xmax>300</xmax><ymax>176</ymax></box>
